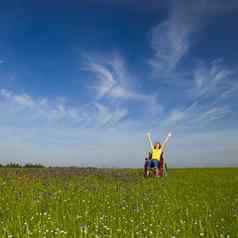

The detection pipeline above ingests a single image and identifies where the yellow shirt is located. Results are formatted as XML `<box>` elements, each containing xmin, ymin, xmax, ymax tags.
<box><xmin>152</xmin><ymin>148</ymin><xmax>161</xmax><ymax>161</ymax></box>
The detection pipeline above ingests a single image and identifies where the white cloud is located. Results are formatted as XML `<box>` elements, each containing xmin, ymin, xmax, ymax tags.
<box><xmin>80</xmin><ymin>52</ymin><xmax>163</xmax><ymax>125</ymax></box>
<box><xmin>164</xmin><ymin>110</ymin><xmax>187</xmax><ymax>126</ymax></box>
<box><xmin>85</xmin><ymin>62</ymin><xmax>116</xmax><ymax>99</ymax></box>
<box><xmin>0</xmin><ymin>89</ymin><xmax>79</xmax><ymax>124</ymax></box>
<box><xmin>94</xmin><ymin>102</ymin><xmax>128</xmax><ymax>127</ymax></box>
<box><xmin>196</xmin><ymin>106</ymin><xmax>231</xmax><ymax>122</ymax></box>
<box><xmin>150</xmin><ymin>20</ymin><xmax>191</xmax><ymax>73</ymax></box>
<box><xmin>162</xmin><ymin>102</ymin><xmax>231</xmax><ymax>131</ymax></box>
<box><xmin>147</xmin><ymin>0</ymin><xmax>238</xmax><ymax>133</ymax></box>
<box><xmin>83</xmin><ymin>52</ymin><xmax>149</xmax><ymax>101</ymax></box>
<box><xmin>14</xmin><ymin>94</ymin><xmax>35</xmax><ymax>109</ymax></box>
<box><xmin>191</xmin><ymin>59</ymin><xmax>238</xmax><ymax>99</ymax></box>
<box><xmin>149</xmin><ymin>0</ymin><xmax>203</xmax><ymax>75</ymax></box>
<box><xmin>149</xmin><ymin>0</ymin><xmax>238</xmax><ymax>77</ymax></box>
<box><xmin>0</xmin><ymin>89</ymin><xmax>12</xmax><ymax>98</ymax></box>
<box><xmin>0</xmin><ymin>88</ymin><xmax>130</xmax><ymax>129</ymax></box>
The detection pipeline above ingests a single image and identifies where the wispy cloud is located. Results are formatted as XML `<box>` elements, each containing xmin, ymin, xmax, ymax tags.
<box><xmin>190</xmin><ymin>59</ymin><xmax>238</xmax><ymax>99</ymax></box>
<box><xmin>82</xmin><ymin>52</ymin><xmax>146</xmax><ymax>101</ymax></box>
<box><xmin>81</xmin><ymin>52</ymin><xmax>163</xmax><ymax>123</ymax></box>
<box><xmin>149</xmin><ymin>1</ymin><xmax>201</xmax><ymax>75</ymax></box>
<box><xmin>0</xmin><ymin>49</ymin><xmax>164</xmax><ymax>132</ymax></box>
<box><xmin>0</xmin><ymin>89</ymin><xmax>37</xmax><ymax>110</ymax></box>
<box><xmin>84</xmin><ymin>62</ymin><xmax>116</xmax><ymax>99</ymax></box>
<box><xmin>161</xmin><ymin>58</ymin><xmax>238</xmax><ymax>130</ymax></box>
<box><xmin>94</xmin><ymin>102</ymin><xmax>128</xmax><ymax>127</ymax></box>
<box><xmin>150</xmin><ymin>20</ymin><xmax>192</xmax><ymax>74</ymax></box>
<box><xmin>149</xmin><ymin>0</ymin><xmax>238</xmax><ymax>77</ymax></box>
<box><xmin>0</xmin><ymin>89</ymin><xmax>66</xmax><ymax>122</ymax></box>
<box><xmin>0</xmin><ymin>88</ymin><xmax>129</xmax><ymax>129</ymax></box>
<box><xmin>148</xmin><ymin>0</ymin><xmax>238</xmax><ymax>132</ymax></box>
<box><xmin>0</xmin><ymin>89</ymin><xmax>12</xmax><ymax>98</ymax></box>
<box><xmin>162</xmin><ymin>103</ymin><xmax>231</xmax><ymax>131</ymax></box>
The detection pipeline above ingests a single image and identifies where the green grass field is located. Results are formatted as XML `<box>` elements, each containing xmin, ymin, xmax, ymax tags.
<box><xmin>0</xmin><ymin>168</ymin><xmax>237</xmax><ymax>238</ymax></box>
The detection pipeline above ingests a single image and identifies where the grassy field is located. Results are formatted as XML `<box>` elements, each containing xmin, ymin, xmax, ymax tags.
<box><xmin>0</xmin><ymin>168</ymin><xmax>237</xmax><ymax>238</ymax></box>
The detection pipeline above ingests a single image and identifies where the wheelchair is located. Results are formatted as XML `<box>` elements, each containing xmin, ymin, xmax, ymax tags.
<box><xmin>144</xmin><ymin>154</ymin><xmax>167</xmax><ymax>177</ymax></box>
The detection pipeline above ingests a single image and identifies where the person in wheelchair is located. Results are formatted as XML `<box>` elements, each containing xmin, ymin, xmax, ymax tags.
<box><xmin>144</xmin><ymin>132</ymin><xmax>171</xmax><ymax>177</ymax></box>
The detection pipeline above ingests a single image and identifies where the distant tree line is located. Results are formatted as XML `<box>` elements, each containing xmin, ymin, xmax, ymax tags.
<box><xmin>0</xmin><ymin>163</ymin><xmax>45</xmax><ymax>168</ymax></box>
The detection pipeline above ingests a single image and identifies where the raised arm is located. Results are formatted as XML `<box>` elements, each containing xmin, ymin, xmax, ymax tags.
<box><xmin>161</xmin><ymin>132</ymin><xmax>172</xmax><ymax>152</ymax></box>
<box><xmin>146</xmin><ymin>132</ymin><xmax>154</xmax><ymax>150</ymax></box>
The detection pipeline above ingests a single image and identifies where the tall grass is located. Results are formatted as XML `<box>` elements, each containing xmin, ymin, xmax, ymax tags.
<box><xmin>0</xmin><ymin>168</ymin><xmax>237</xmax><ymax>237</ymax></box>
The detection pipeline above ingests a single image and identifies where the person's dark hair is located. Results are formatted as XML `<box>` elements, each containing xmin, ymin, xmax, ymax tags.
<box><xmin>154</xmin><ymin>142</ymin><xmax>161</xmax><ymax>149</ymax></box>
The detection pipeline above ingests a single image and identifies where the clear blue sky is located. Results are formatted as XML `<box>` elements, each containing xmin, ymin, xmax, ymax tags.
<box><xmin>0</xmin><ymin>0</ymin><xmax>238</xmax><ymax>167</ymax></box>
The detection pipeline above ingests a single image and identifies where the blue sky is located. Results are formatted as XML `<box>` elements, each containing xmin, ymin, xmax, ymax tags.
<box><xmin>0</xmin><ymin>0</ymin><xmax>238</xmax><ymax>167</ymax></box>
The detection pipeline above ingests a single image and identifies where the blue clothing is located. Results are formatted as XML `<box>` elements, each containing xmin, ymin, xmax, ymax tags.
<box><xmin>146</xmin><ymin>159</ymin><xmax>160</xmax><ymax>169</ymax></box>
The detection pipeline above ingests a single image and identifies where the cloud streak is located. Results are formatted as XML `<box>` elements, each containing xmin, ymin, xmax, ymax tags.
<box><xmin>149</xmin><ymin>1</ymin><xmax>200</xmax><ymax>75</ymax></box>
<box><xmin>190</xmin><ymin>59</ymin><xmax>238</xmax><ymax>99</ymax></box>
<box><xmin>81</xmin><ymin>52</ymin><xmax>163</xmax><ymax>125</ymax></box>
<box><xmin>149</xmin><ymin>0</ymin><xmax>238</xmax><ymax>77</ymax></box>
<box><xmin>150</xmin><ymin>20</ymin><xmax>192</xmax><ymax>74</ymax></box>
<box><xmin>160</xmin><ymin>59</ymin><xmax>238</xmax><ymax>130</ymax></box>
<box><xmin>148</xmin><ymin>0</ymin><xmax>238</xmax><ymax>134</ymax></box>
<box><xmin>0</xmin><ymin>88</ymin><xmax>129</xmax><ymax>128</ymax></box>
<box><xmin>82</xmin><ymin>52</ymin><xmax>149</xmax><ymax>101</ymax></box>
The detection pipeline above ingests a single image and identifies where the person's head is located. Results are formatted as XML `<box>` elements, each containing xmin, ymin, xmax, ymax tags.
<box><xmin>154</xmin><ymin>142</ymin><xmax>161</xmax><ymax>149</ymax></box>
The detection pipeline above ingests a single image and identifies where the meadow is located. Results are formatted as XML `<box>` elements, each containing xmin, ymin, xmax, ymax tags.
<box><xmin>0</xmin><ymin>167</ymin><xmax>237</xmax><ymax>238</ymax></box>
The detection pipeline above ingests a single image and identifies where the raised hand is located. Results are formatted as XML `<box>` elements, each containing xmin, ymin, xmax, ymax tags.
<box><xmin>146</xmin><ymin>132</ymin><xmax>153</xmax><ymax>149</ymax></box>
<box><xmin>146</xmin><ymin>132</ymin><xmax>151</xmax><ymax>137</ymax></box>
